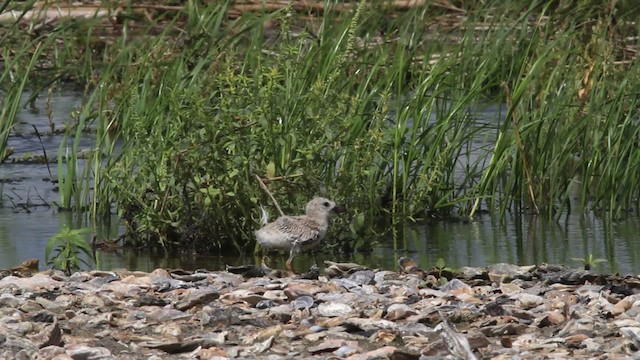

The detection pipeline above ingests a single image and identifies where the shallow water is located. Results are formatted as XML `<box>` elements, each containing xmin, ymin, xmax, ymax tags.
<box><xmin>1</xmin><ymin>89</ymin><xmax>640</xmax><ymax>274</ymax></box>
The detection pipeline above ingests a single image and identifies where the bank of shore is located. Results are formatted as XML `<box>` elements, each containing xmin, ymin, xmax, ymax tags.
<box><xmin>0</xmin><ymin>259</ymin><xmax>639</xmax><ymax>359</ymax></box>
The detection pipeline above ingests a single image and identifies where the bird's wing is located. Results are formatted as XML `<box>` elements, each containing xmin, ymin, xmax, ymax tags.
<box><xmin>288</xmin><ymin>216</ymin><xmax>324</xmax><ymax>248</ymax></box>
<box><xmin>275</xmin><ymin>216</ymin><xmax>321</xmax><ymax>243</ymax></box>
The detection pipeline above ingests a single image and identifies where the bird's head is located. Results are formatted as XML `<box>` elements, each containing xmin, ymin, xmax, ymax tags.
<box><xmin>306</xmin><ymin>197</ymin><xmax>346</xmax><ymax>218</ymax></box>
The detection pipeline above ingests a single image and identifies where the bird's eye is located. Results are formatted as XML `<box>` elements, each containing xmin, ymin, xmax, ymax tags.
<box><xmin>323</xmin><ymin>202</ymin><xmax>330</xmax><ymax>207</ymax></box>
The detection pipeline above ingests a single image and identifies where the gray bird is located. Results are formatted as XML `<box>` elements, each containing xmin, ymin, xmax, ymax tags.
<box><xmin>255</xmin><ymin>197</ymin><xmax>345</xmax><ymax>274</ymax></box>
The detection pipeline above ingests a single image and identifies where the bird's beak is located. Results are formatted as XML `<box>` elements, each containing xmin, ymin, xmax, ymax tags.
<box><xmin>332</xmin><ymin>204</ymin><xmax>346</xmax><ymax>214</ymax></box>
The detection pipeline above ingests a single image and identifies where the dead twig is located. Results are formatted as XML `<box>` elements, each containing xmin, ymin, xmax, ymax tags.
<box><xmin>255</xmin><ymin>174</ymin><xmax>285</xmax><ymax>217</ymax></box>
<box><xmin>92</xmin><ymin>233</ymin><xmax>127</xmax><ymax>250</ymax></box>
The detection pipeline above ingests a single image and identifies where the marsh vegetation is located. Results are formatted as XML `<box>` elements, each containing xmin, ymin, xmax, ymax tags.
<box><xmin>1</xmin><ymin>0</ymin><xmax>640</xmax><ymax>256</ymax></box>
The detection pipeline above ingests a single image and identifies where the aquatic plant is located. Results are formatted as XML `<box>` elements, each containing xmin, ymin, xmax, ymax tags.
<box><xmin>71</xmin><ymin>0</ymin><xmax>640</xmax><ymax>249</ymax></box>
<box><xmin>0</xmin><ymin>38</ymin><xmax>48</xmax><ymax>164</ymax></box>
<box><xmin>45</xmin><ymin>225</ymin><xmax>94</xmax><ymax>275</ymax></box>
<box><xmin>3</xmin><ymin>0</ymin><xmax>640</xmax><ymax>254</ymax></box>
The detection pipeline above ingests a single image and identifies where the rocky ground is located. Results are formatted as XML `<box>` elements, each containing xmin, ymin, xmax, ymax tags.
<box><xmin>1</xmin><ymin>258</ymin><xmax>640</xmax><ymax>360</ymax></box>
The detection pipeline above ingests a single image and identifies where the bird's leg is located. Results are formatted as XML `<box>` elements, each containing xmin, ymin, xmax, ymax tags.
<box><xmin>286</xmin><ymin>245</ymin><xmax>300</xmax><ymax>276</ymax></box>
<box><xmin>286</xmin><ymin>257</ymin><xmax>295</xmax><ymax>275</ymax></box>
<box><xmin>261</xmin><ymin>255</ymin><xmax>273</xmax><ymax>272</ymax></box>
<box><xmin>311</xmin><ymin>250</ymin><xmax>319</xmax><ymax>269</ymax></box>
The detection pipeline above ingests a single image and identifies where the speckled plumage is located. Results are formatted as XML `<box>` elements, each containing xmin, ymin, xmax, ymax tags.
<box><xmin>255</xmin><ymin>197</ymin><xmax>345</xmax><ymax>273</ymax></box>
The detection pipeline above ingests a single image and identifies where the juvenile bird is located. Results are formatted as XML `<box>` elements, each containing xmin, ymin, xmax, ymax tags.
<box><xmin>255</xmin><ymin>197</ymin><xmax>345</xmax><ymax>274</ymax></box>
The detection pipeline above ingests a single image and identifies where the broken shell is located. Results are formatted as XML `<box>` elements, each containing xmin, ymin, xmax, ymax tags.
<box><xmin>384</xmin><ymin>303</ymin><xmax>417</xmax><ymax>321</ymax></box>
<box><xmin>292</xmin><ymin>295</ymin><xmax>314</xmax><ymax>309</ymax></box>
<box><xmin>318</xmin><ymin>302</ymin><xmax>353</xmax><ymax>317</ymax></box>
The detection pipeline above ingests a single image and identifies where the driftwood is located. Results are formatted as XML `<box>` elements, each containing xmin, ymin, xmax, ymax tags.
<box><xmin>0</xmin><ymin>5</ymin><xmax>117</xmax><ymax>24</ymax></box>
<box><xmin>1</xmin><ymin>1</ymin><xmax>635</xmax><ymax>67</ymax></box>
<box><xmin>231</xmin><ymin>0</ymin><xmax>431</xmax><ymax>13</ymax></box>
<box><xmin>0</xmin><ymin>0</ymin><xmax>462</xmax><ymax>25</ymax></box>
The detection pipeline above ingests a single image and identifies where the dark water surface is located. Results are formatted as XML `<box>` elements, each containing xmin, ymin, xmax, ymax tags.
<box><xmin>1</xmin><ymin>89</ymin><xmax>640</xmax><ymax>274</ymax></box>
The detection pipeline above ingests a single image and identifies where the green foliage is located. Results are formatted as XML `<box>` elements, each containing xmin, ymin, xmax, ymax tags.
<box><xmin>82</xmin><ymin>1</ymin><xmax>640</xmax><ymax>251</ymax></box>
<box><xmin>97</xmin><ymin>1</ymin><xmax>488</xmax><ymax>253</ymax></box>
<box><xmin>45</xmin><ymin>226</ymin><xmax>94</xmax><ymax>275</ymax></box>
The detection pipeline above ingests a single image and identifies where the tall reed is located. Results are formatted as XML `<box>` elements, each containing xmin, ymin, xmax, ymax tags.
<box><xmin>0</xmin><ymin>37</ymin><xmax>49</xmax><ymax>162</ymax></box>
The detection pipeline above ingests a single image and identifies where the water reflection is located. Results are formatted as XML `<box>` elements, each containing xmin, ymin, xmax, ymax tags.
<box><xmin>87</xmin><ymin>210</ymin><xmax>640</xmax><ymax>274</ymax></box>
<box><xmin>398</xmin><ymin>212</ymin><xmax>640</xmax><ymax>274</ymax></box>
<box><xmin>3</xmin><ymin>206</ymin><xmax>638</xmax><ymax>274</ymax></box>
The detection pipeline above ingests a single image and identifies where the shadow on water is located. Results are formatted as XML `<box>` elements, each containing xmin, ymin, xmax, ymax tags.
<box><xmin>3</xmin><ymin>88</ymin><xmax>640</xmax><ymax>274</ymax></box>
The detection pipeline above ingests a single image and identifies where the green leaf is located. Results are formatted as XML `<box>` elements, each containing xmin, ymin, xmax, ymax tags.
<box><xmin>44</xmin><ymin>237</ymin><xmax>57</xmax><ymax>264</ymax></box>
<box><xmin>75</xmin><ymin>241</ymin><xmax>94</xmax><ymax>260</ymax></box>
<box><xmin>353</xmin><ymin>212</ymin><xmax>365</xmax><ymax>231</ymax></box>
<box><xmin>266</xmin><ymin>161</ymin><xmax>276</xmax><ymax>178</ymax></box>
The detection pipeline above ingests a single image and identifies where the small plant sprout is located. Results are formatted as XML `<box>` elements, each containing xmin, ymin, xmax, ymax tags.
<box><xmin>45</xmin><ymin>226</ymin><xmax>95</xmax><ymax>275</ymax></box>
<box><xmin>434</xmin><ymin>258</ymin><xmax>455</xmax><ymax>285</ymax></box>
<box><xmin>570</xmin><ymin>254</ymin><xmax>607</xmax><ymax>271</ymax></box>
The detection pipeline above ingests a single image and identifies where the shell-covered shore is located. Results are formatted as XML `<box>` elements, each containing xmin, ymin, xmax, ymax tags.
<box><xmin>1</xmin><ymin>258</ymin><xmax>640</xmax><ymax>360</ymax></box>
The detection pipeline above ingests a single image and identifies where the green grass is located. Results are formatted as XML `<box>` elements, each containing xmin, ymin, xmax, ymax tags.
<box><xmin>2</xmin><ymin>0</ymin><xmax>640</xmax><ymax>254</ymax></box>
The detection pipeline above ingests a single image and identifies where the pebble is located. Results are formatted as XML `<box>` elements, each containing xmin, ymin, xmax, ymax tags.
<box><xmin>0</xmin><ymin>259</ymin><xmax>638</xmax><ymax>359</ymax></box>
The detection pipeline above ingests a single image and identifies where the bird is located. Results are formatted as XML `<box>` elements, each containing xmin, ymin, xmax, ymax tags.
<box><xmin>255</xmin><ymin>197</ymin><xmax>345</xmax><ymax>274</ymax></box>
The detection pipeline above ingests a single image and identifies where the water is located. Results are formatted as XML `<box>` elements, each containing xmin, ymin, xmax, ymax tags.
<box><xmin>1</xmin><ymin>88</ymin><xmax>640</xmax><ymax>274</ymax></box>
<box><xmin>401</xmin><ymin>213</ymin><xmax>640</xmax><ymax>274</ymax></box>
